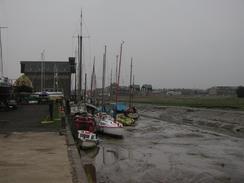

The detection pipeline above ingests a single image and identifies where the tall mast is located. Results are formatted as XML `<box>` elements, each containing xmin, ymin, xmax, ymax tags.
<box><xmin>93</xmin><ymin>70</ymin><xmax>97</xmax><ymax>105</ymax></box>
<box><xmin>74</xmin><ymin>46</ymin><xmax>78</xmax><ymax>102</ymax></box>
<box><xmin>132</xmin><ymin>75</ymin><xmax>135</xmax><ymax>107</ymax></box>
<box><xmin>74</xmin><ymin>66</ymin><xmax>77</xmax><ymax>102</ymax></box>
<box><xmin>115</xmin><ymin>41</ymin><xmax>124</xmax><ymax>106</ymax></box>
<box><xmin>110</xmin><ymin>68</ymin><xmax>112</xmax><ymax>100</ymax></box>
<box><xmin>0</xmin><ymin>26</ymin><xmax>8</xmax><ymax>77</ymax></box>
<box><xmin>78</xmin><ymin>9</ymin><xmax>83</xmax><ymax>101</ymax></box>
<box><xmin>90</xmin><ymin>56</ymin><xmax>95</xmax><ymax>97</ymax></box>
<box><xmin>102</xmin><ymin>45</ymin><xmax>107</xmax><ymax>111</ymax></box>
<box><xmin>84</xmin><ymin>73</ymin><xmax>87</xmax><ymax>103</ymax></box>
<box><xmin>129</xmin><ymin>57</ymin><xmax>133</xmax><ymax>107</ymax></box>
<box><xmin>115</xmin><ymin>55</ymin><xmax>118</xmax><ymax>84</ymax></box>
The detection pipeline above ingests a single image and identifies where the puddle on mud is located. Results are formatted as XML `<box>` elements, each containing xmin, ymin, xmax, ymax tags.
<box><xmin>81</xmin><ymin>116</ymin><xmax>244</xmax><ymax>183</ymax></box>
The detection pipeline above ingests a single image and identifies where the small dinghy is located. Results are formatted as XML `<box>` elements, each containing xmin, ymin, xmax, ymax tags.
<box><xmin>77</xmin><ymin>130</ymin><xmax>99</xmax><ymax>150</ymax></box>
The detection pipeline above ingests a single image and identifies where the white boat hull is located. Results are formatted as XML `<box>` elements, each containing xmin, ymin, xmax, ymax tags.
<box><xmin>98</xmin><ymin>126</ymin><xmax>124</xmax><ymax>137</ymax></box>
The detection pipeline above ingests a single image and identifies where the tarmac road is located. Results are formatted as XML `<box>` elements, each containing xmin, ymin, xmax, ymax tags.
<box><xmin>0</xmin><ymin>104</ymin><xmax>56</xmax><ymax>133</ymax></box>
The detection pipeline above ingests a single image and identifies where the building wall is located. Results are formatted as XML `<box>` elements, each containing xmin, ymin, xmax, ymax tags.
<box><xmin>208</xmin><ymin>86</ymin><xmax>237</xmax><ymax>96</ymax></box>
<box><xmin>20</xmin><ymin>61</ymin><xmax>72</xmax><ymax>98</ymax></box>
<box><xmin>25</xmin><ymin>73</ymin><xmax>71</xmax><ymax>97</ymax></box>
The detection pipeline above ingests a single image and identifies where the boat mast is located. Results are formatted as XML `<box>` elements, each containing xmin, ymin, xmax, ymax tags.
<box><xmin>94</xmin><ymin>70</ymin><xmax>97</xmax><ymax>105</ymax></box>
<box><xmin>115</xmin><ymin>41</ymin><xmax>124</xmax><ymax>106</ymax></box>
<box><xmin>74</xmin><ymin>46</ymin><xmax>78</xmax><ymax>102</ymax></box>
<box><xmin>110</xmin><ymin>68</ymin><xmax>112</xmax><ymax>100</ymax></box>
<box><xmin>129</xmin><ymin>57</ymin><xmax>133</xmax><ymax>108</ymax></box>
<box><xmin>0</xmin><ymin>26</ymin><xmax>8</xmax><ymax>77</ymax></box>
<box><xmin>84</xmin><ymin>73</ymin><xmax>87</xmax><ymax>103</ymax></box>
<box><xmin>132</xmin><ymin>75</ymin><xmax>135</xmax><ymax>107</ymax></box>
<box><xmin>102</xmin><ymin>45</ymin><xmax>107</xmax><ymax>111</ymax></box>
<box><xmin>78</xmin><ymin>9</ymin><xmax>83</xmax><ymax>101</ymax></box>
<box><xmin>90</xmin><ymin>56</ymin><xmax>95</xmax><ymax>99</ymax></box>
<box><xmin>115</xmin><ymin>55</ymin><xmax>118</xmax><ymax>84</ymax></box>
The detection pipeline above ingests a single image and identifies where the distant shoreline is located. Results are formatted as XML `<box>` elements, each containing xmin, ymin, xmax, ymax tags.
<box><xmin>115</xmin><ymin>95</ymin><xmax>244</xmax><ymax>111</ymax></box>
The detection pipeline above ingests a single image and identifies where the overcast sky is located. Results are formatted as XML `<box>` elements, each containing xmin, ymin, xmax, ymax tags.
<box><xmin>0</xmin><ymin>0</ymin><xmax>244</xmax><ymax>89</ymax></box>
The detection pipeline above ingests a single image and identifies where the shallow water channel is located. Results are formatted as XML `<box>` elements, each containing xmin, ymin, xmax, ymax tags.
<box><xmin>80</xmin><ymin>116</ymin><xmax>244</xmax><ymax>183</ymax></box>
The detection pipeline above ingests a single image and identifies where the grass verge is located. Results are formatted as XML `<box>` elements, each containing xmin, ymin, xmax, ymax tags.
<box><xmin>116</xmin><ymin>96</ymin><xmax>244</xmax><ymax>110</ymax></box>
<box><xmin>41</xmin><ymin>101</ymin><xmax>64</xmax><ymax>129</ymax></box>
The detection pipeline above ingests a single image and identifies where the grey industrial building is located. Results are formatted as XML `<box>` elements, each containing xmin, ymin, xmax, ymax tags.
<box><xmin>20</xmin><ymin>59</ymin><xmax>75</xmax><ymax>98</ymax></box>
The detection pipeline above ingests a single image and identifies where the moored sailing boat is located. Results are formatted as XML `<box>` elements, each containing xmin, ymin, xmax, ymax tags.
<box><xmin>95</xmin><ymin>112</ymin><xmax>124</xmax><ymax>137</ymax></box>
<box><xmin>94</xmin><ymin>46</ymin><xmax>124</xmax><ymax>137</ymax></box>
<box><xmin>126</xmin><ymin>58</ymin><xmax>139</xmax><ymax>120</ymax></box>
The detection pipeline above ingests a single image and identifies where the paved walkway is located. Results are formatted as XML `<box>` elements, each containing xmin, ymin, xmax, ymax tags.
<box><xmin>0</xmin><ymin>105</ymin><xmax>73</xmax><ymax>183</ymax></box>
<box><xmin>0</xmin><ymin>132</ymin><xmax>72</xmax><ymax>183</ymax></box>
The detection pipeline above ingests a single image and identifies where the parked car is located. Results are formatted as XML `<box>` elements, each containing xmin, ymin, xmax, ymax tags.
<box><xmin>28</xmin><ymin>95</ymin><xmax>39</xmax><ymax>104</ymax></box>
<box><xmin>7</xmin><ymin>99</ymin><xmax>17</xmax><ymax>109</ymax></box>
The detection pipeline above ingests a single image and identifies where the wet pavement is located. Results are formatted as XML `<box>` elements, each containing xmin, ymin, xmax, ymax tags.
<box><xmin>0</xmin><ymin>132</ymin><xmax>73</xmax><ymax>183</ymax></box>
<box><xmin>81</xmin><ymin>114</ymin><xmax>244</xmax><ymax>183</ymax></box>
<box><xmin>0</xmin><ymin>104</ymin><xmax>73</xmax><ymax>183</ymax></box>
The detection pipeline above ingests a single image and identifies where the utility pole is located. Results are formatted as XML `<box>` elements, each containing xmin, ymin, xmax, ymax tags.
<box><xmin>0</xmin><ymin>26</ymin><xmax>8</xmax><ymax>77</ymax></box>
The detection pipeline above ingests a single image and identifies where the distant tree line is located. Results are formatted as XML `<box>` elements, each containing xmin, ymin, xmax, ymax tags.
<box><xmin>236</xmin><ymin>86</ymin><xmax>244</xmax><ymax>98</ymax></box>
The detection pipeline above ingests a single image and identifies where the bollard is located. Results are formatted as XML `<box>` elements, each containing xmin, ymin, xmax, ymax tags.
<box><xmin>49</xmin><ymin>101</ymin><xmax>54</xmax><ymax>121</ymax></box>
